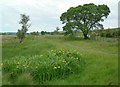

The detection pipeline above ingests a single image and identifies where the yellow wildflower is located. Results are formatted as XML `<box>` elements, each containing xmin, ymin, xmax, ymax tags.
<box><xmin>53</xmin><ymin>66</ymin><xmax>57</xmax><ymax>69</ymax></box>
<box><xmin>58</xmin><ymin>66</ymin><xmax>60</xmax><ymax>68</ymax></box>
<box><xmin>51</xmin><ymin>50</ymin><xmax>54</xmax><ymax>52</ymax></box>
<box><xmin>1</xmin><ymin>63</ymin><xmax>3</xmax><ymax>66</ymax></box>
<box><xmin>40</xmin><ymin>55</ymin><xmax>43</xmax><ymax>57</ymax></box>
<box><xmin>63</xmin><ymin>60</ymin><xmax>66</xmax><ymax>63</ymax></box>
<box><xmin>36</xmin><ymin>66</ymin><xmax>38</xmax><ymax>68</ymax></box>
<box><xmin>17</xmin><ymin>62</ymin><xmax>20</xmax><ymax>65</ymax></box>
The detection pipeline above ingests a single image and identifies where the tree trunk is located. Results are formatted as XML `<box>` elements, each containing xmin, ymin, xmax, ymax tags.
<box><xmin>83</xmin><ymin>33</ymin><xmax>89</xmax><ymax>39</ymax></box>
<box><xmin>19</xmin><ymin>38</ymin><xmax>22</xmax><ymax>43</ymax></box>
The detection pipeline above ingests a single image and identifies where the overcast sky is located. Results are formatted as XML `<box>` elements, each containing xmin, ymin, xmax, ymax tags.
<box><xmin>0</xmin><ymin>0</ymin><xmax>119</xmax><ymax>32</ymax></box>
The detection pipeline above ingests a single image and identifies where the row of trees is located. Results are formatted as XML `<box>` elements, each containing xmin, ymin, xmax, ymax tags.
<box><xmin>30</xmin><ymin>31</ymin><xmax>39</xmax><ymax>35</ymax></box>
<box><xmin>31</xmin><ymin>30</ymin><xmax>64</xmax><ymax>35</ymax></box>
<box><xmin>32</xmin><ymin>31</ymin><xmax>52</xmax><ymax>35</ymax></box>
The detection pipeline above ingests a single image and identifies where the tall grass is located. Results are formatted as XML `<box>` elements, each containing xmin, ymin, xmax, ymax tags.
<box><xmin>2</xmin><ymin>35</ymin><xmax>118</xmax><ymax>85</ymax></box>
<box><xmin>2</xmin><ymin>49</ymin><xmax>85</xmax><ymax>84</ymax></box>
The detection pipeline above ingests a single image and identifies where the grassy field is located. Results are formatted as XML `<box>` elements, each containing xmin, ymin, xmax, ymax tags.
<box><xmin>1</xmin><ymin>35</ymin><xmax>118</xmax><ymax>85</ymax></box>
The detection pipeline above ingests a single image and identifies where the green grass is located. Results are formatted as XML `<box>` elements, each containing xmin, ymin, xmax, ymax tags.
<box><xmin>2</xmin><ymin>35</ymin><xmax>118</xmax><ymax>85</ymax></box>
<box><xmin>3</xmin><ymin>49</ymin><xmax>85</xmax><ymax>84</ymax></box>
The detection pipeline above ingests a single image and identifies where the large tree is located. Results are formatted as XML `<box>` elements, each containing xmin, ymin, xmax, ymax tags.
<box><xmin>17</xmin><ymin>14</ymin><xmax>31</xmax><ymax>43</ymax></box>
<box><xmin>60</xmin><ymin>3</ymin><xmax>110</xmax><ymax>39</ymax></box>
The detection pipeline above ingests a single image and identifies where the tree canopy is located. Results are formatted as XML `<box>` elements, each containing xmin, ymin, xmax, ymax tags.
<box><xmin>60</xmin><ymin>3</ymin><xmax>110</xmax><ymax>39</ymax></box>
<box><xmin>17</xmin><ymin>14</ymin><xmax>31</xmax><ymax>43</ymax></box>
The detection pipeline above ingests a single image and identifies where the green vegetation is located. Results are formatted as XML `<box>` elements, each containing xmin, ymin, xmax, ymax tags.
<box><xmin>97</xmin><ymin>28</ymin><xmax>120</xmax><ymax>38</ymax></box>
<box><xmin>30</xmin><ymin>31</ymin><xmax>39</xmax><ymax>36</ymax></box>
<box><xmin>2</xmin><ymin>35</ymin><xmax>118</xmax><ymax>85</ymax></box>
<box><xmin>16</xmin><ymin>14</ymin><xmax>31</xmax><ymax>43</ymax></box>
<box><xmin>60</xmin><ymin>3</ymin><xmax>110</xmax><ymax>39</ymax></box>
<box><xmin>3</xmin><ymin>49</ymin><xmax>84</xmax><ymax>84</ymax></box>
<box><xmin>1</xmin><ymin>3</ymin><xmax>118</xmax><ymax>85</ymax></box>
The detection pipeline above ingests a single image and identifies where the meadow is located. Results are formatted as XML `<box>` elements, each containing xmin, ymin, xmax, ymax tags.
<box><xmin>1</xmin><ymin>35</ymin><xmax>118</xmax><ymax>85</ymax></box>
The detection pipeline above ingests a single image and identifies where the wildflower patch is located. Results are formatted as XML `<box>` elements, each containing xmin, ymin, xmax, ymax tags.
<box><xmin>2</xmin><ymin>49</ymin><xmax>85</xmax><ymax>83</ymax></box>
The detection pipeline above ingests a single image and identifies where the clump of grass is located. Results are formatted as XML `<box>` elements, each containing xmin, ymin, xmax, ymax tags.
<box><xmin>2</xmin><ymin>49</ymin><xmax>85</xmax><ymax>84</ymax></box>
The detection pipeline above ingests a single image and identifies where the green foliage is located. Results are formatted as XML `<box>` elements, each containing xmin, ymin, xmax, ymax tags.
<box><xmin>30</xmin><ymin>31</ymin><xmax>39</xmax><ymax>35</ymax></box>
<box><xmin>99</xmin><ymin>28</ymin><xmax>119</xmax><ymax>38</ymax></box>
<box><xmin>2</xmin><ymin>35</ymin><xmax>118</xmax><ymax>85</ymax></box>
<box><xmin>40</xmin><ymin>31</ymin><xmax>51</xmax><ymax>35</ymax></box>
<box><xmin>56</xmin><ymin>27</ymin><xmax>60</xmax><ymax>31</ymax></box>
<box><xmin>90</xmin><ymin>28</ymin><xmax>119</xmax><ymax>39</ymax></box>
<box><xmin>53</xmin><ymin>27</ymin><xmax>60</xmax><ymax>34</ymax></box>
<box><xmin>63</xmin><ymin>22</ymin><xmax>77</xmax><ymax>36</ymax></box>
<box><xmin>41</xmin><ymin>31</ymin><xmax>46</xmax><ymax>35</ymax></box>
<box><xmin>16</xmin><ymin>14</ymin><xmax>30</xmax><ymax>43</ymax></box>
<box><xmin>60</xmin><ymin>3</ymin><xmax>110</xmax><ymax>39</ymax></box>
<box><xmin>2</xmin><ymin>49</ymin><xmax>85</xmax><ymax>84</ymax></box>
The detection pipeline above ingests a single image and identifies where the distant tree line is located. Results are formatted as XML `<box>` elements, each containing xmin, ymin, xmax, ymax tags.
<box><xmin>0</xmin><ymin>32</ymin><xmax>16</xmax><ymax>35</ymax></box>
<box><xmin>92</xmin><ymin>28</ymin><xmax>120</xmax><ymax>38</ymax></box>
<box><xmin>30</xmin><ymin>31</ymin><xmax>39</xmax><ymax>35</ymax></box>
<box><xmin>41</xmin><ymin>31</ymin><xmax>50</xmax><ymax>35</ymax></box>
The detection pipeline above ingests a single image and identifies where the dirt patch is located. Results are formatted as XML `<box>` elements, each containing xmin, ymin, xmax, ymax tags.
<box><xmin>1</xmin><ymin>35</ymin><xmax>18</xmax><ymax>44</ymax></box>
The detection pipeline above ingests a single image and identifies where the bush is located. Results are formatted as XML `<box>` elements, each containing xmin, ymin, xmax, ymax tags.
<box><xmin>2</xmin><ymin>49</ymin><xmax>85</xmax><ymax>84</ymax></box>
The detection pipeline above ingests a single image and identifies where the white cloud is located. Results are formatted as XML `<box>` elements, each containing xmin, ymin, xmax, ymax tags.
<box><xmin>0</xmin><ymin>0</ymin><xmax>119</xmax><ymax>32</ymax></box>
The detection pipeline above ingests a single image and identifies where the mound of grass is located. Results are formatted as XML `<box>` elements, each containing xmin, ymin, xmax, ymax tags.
<box><xmin>2</xmin><ymin>49</ymin><xmax>85</xmax><ymax>84</ymax></box>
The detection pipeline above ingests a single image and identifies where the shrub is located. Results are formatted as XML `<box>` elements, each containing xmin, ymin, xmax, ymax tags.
<box><xmin>2</xmin><ymin>49</ymin><xmax>85</xmax><ymax>84</ymax></box>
